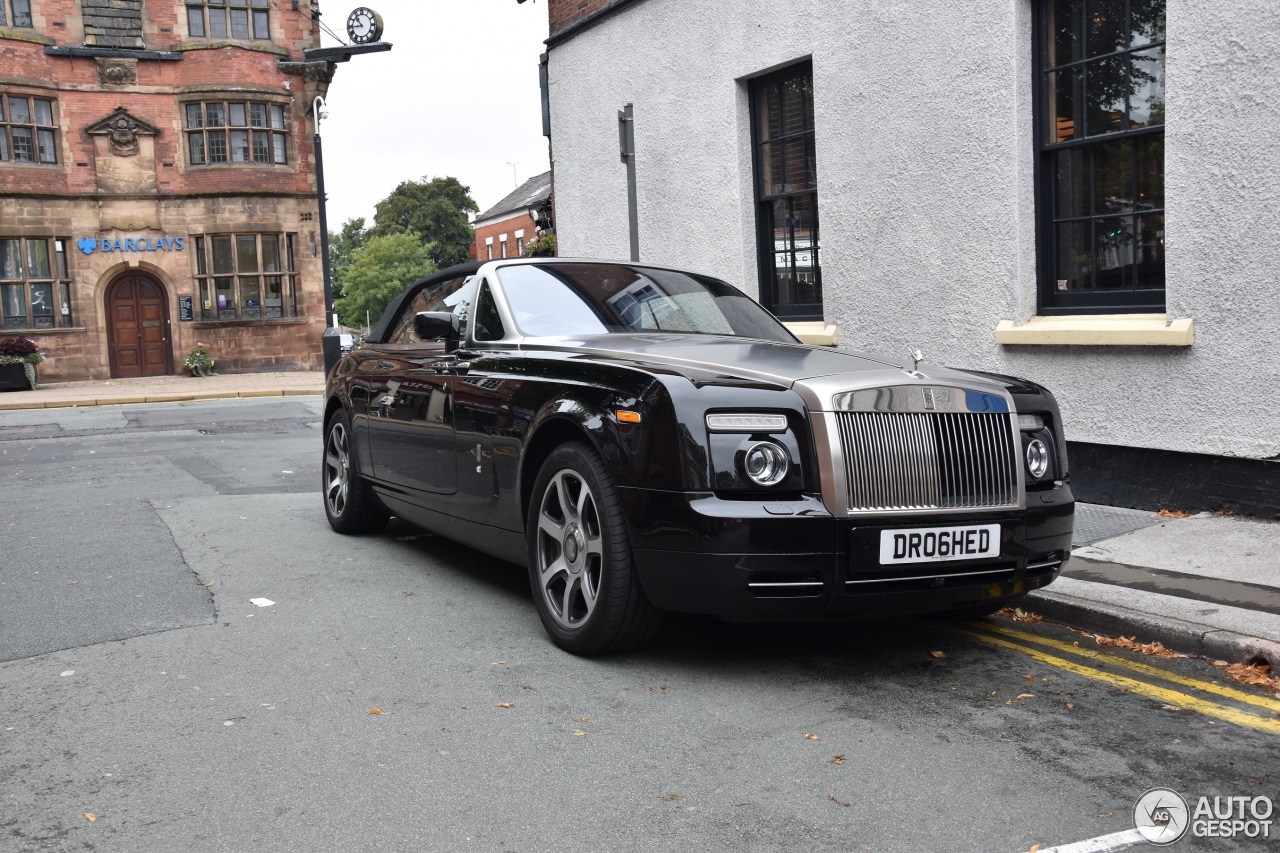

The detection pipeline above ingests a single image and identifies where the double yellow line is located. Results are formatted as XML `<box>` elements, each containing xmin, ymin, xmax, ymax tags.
<box><xmin>963</xmin><ymin>622</ymin><xmax>1280</xmax><ymax>736</ymax></box>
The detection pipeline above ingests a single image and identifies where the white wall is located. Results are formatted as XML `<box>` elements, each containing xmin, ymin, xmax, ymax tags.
<box><xmin>547</xmin><ymin>0</ymin><xmax>1280</xmax><ymax>460</ymax></box>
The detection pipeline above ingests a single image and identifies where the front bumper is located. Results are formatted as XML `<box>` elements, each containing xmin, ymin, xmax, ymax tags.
<box><xmin>620</xmin><ymin>483</ymin><xmax>1074</xmax><ymax>621</ymax></box>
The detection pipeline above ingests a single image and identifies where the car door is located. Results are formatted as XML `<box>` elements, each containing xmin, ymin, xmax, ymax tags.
<box><xmin>363</xmin><ymin>273</ymin><xmax>477</xmax><ymax>496</ymax></box>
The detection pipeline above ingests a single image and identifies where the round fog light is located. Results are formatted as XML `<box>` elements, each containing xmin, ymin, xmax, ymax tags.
<box><xmin>1026</xmin><ymin>438</ymin><xmax>1050</xmax><ymax>479</ymax></box>
<box><xmin>743</xmin><ymin>441</ymin><xmax>789</xmax><ymax>487</ymax></box>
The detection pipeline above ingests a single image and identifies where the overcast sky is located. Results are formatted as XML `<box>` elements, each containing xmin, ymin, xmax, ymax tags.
<box><xmin>317</xmin><ymin>1</ymin><xmax>551</xmax><ymax>230</ymax></box>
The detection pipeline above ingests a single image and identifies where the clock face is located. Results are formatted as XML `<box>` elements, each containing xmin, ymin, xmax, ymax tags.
<box><xmin>346</xmin><ymin>7</ymin><xmax>383</xmax><ymax>45</ymax></box>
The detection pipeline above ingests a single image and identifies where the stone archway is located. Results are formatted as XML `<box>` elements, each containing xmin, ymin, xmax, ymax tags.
<box><xmin>105</xmin><ymin>271</ymin><xmax>173</xmax><ymax>378</ymax></box>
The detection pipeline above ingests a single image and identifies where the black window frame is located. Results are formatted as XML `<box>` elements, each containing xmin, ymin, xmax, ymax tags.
<box><xmin>1033</xmin><ymin>0</ymin><xmax>1166</xmax><ymax>315</ymax></box>
<box><xmin>0</xmin><ymin>0</ymin><xmax>33</xmax><ymax>28</ymax></box>
<box><xmin>0</xmin><ymin>92</ymin><xmax>59</xmax><ymax>165</ymax></box>
<box><xmin>193</xmin><ymin>232</ymin><xmax>298</xmax><ymax>322</ymax></box>
<box><xmin>183</xmin><ymin>99</ymin><xmax>288</xmax><ymax>167</ymax></box>
<box><xmin>186</xmin><ymin>0</ymin><xmax>271</xmax><ymax>41</ymax></box>
<box><xmin>0</xmin><ymin>237</ymin><xmax>75</xmax><ymax>331</ymax></box>
<box><xmin>750</xmin><ymin>60</ymin><xmax>821</xmax><ymax>320</ymax></box>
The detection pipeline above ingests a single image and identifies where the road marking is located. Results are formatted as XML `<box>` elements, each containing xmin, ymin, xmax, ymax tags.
<box><xmin>977</xmin><ymin>622</ymin><xmax>1280</xmax><ymax>714</ymax></box>
<box><xmin>964</xmin><ymin>630</ymin><xmax>1280</xmax><ymax>736</ymax></box>
<box><xmin>1030</xmin><ymin>828</ymin><xmax>1147</xmax><ymax>853</ymax></box>
<box><xmin>1034</xmin><ymin>824</ymin><xmax>1146</xmax><ymax>850</ymax></box>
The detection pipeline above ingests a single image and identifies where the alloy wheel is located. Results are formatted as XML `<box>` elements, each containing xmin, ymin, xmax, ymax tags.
<box><xmin>534</xmin><ymin>469</ymin><xmax>604</xmax><ymax>629</ymax></box>
<box><xmin>324</xmin><ymin>420</ymin><xmax>350</xmax><ymax>518</ymax></box>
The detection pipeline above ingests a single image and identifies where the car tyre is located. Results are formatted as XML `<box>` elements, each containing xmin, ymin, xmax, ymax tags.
<box><xmin>527</xmin><ymin>441</ymin><xmax>662</xmax><ymax>655</ymax></box>
<box><xmin>323</xmin><ymin>408</ymin><xmax>389</xmax><ymax>534</ymax></box>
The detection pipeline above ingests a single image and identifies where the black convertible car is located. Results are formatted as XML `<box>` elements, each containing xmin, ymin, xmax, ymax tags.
<box><xmin>322</xmin><ymin>259</ymin><xmax>1073</xmax><ymax>654</ymax></box>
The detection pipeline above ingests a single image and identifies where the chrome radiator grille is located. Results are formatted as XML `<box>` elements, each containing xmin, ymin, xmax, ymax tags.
<box><xmin>835</xmin><ymin>412</ymin><xmax>1019</xmax><ymax>512</ymax></box>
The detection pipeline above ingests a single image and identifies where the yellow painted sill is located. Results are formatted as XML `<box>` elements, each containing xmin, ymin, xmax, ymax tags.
<box><xmin>996</xmin><ymin>314</ymin><xmax>1193</xmax><ymax>346</ymax></box>
<box><xmin>784</xmin><ymin>321</ymin><xmax>838</xmax><ymax>347</ymax></box>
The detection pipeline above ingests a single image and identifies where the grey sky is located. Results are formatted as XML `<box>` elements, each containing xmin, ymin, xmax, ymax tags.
<box><xmin>318</xmin><ymin>1</ymin><xmax>551</xmax><ymax>230</ymax></box>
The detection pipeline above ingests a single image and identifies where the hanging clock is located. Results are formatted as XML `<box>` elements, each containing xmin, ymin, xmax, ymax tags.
<box><xmin>346</xmin><ymin>7</ymin><xmax>384</xmax><ymax>45</ymax></box>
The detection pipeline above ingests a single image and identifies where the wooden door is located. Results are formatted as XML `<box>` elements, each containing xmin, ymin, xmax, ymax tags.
<box><xmin>107</xmin><ymin>274</ymin><xmax>172</xmax><ymax>378</ymax></box>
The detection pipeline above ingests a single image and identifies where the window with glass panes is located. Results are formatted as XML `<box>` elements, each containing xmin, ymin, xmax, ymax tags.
<box><xmin>0</xmin><ymin>93</ymin><xmax>58</xmax><ymax>164</ymax></box>
<box><xmin>1036</xmin><ymin>0</ymin><xmax>1165</xmax><ymax>313</ymax></box>
<box><xmin>0</xmin><ymin>0</ymin><xmax>33</xmax><ymax>28</ymax></box>
<box><xmin>185</xmin><ymin>100</ymin><xmax>287</xmax><ymax>166</ymax></box>
<box><xmin>751</xmin><ymin>62</ymin><xmax>820</xmax><ymax>319</ymax></box>
<box><xmin>0</xmin><ymin>238</ymin><xmax>74</xmax><ymax>330</ymax></box>
<box><xmin>193</xmin><ymin>233</ymin><xmax>298</xmax><ymax>321</ymax></box>
<box><xmin>187</xmin><ymin>0</ymin><xmax>270</xmax><ymax>40</ymax></box>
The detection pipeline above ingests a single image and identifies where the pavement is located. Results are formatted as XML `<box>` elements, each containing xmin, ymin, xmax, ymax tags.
<box><xmin>2</xmin><ymin>371</ymin><xmax>1277</xmax><ymax>668</ymax></box>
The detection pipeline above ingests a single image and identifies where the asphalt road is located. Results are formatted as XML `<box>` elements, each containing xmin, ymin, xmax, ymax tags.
<box><xmin>1</xmin><ymin>399</ymin><xmax>1276</xmax><ymax>853</ymax></box>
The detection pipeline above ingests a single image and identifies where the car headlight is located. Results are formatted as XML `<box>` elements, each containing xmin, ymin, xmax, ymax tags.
<box><xmin>1025</xmin><ymin>438</ymin><xmax>1050</xmax><ymax>480</ymax></box>
<box><xmin>706</xmin><ymin>413</ymin><xmax>788</xmax><ymax>433</ymax></box>
<box><xmin>741</xmin><ymin>441</ymin><xmax>790</xmax><ymax>487</ymax></box>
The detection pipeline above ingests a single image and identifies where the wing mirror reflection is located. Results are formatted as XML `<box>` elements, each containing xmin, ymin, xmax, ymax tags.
<box><xmin>415</xmin><ymin>311</ymin><xmax>461</xmax><ymax>352</ymax></box>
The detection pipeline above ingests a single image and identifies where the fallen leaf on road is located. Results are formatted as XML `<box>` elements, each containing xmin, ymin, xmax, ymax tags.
<box><xmin>1016</xmin><ymin>693</ymin><xmax>1035</xmax><ymax>700</ymax></box>
<box><xmin>496</xmin><ymin>702</ymin><xmax>512</xmax><ymax>709</ymax></box>
<box><xmin>649</xmin><ymin>685</ymin><xmax>668</xmax><ymax>694</ymax></box>
<box><xmin>1029</xmin><ymin>844</ymin><xmax>1042</xmax><ymax>853</ymax></box>
<box><xmin>491</xmin><ymin>660</ymin><xmax>508</xmax><ymax>666</ymax></box>
<box><xmin>1212</xmin><ymin>660</ymin><xmax>1229</xmax><ymax>667</ymax></box>
<box><xmin>238</xmin><ymin>516</ymin><xmax>247</xmax><ymax>520</ymax></box>
<box><xmin>1221</xmin><ymin>662</ymin><xmax>1280</xmax><ymax>693</ymax></box>
<box><xmin>203</xmin><ymin>580</ymin><xmax>215</xmax><ymax>588</ymax></box>
<box><xmin>930</xmin><ymin>650</ymin><xmax>946</xmax><ymax>659</ymax></box>
<box><xmin>805</xmin><ymin>733</ymin><xmax>819</xmax><ymax>741</ymax></box>
<box><xmin>84</xmin><ymin>813</ymin><xmax>98</xmax><ymax>823</ymax></box>
<box><xmin>1024</xmin><ymin>674</ymin><xmax>1036</xmax><ymax>680</ymax></box>
<box><xmin>1099</xmin><ymin>812</ymin><xmax>1113</xmax><ymax>818</ymax></box>
<box><xmin>827</xmin><ymin>792</ymin><xmax>850</xmax><ymax>807</ymax></box>
<box><xmin>1066</xmin><ymin>703</ymin><xmax>1075</xmax><ymax>709</ymax></box>
<box><xmin>997</xmin><ymin>607</ymin><xmax>1043</xmax><ymax>624</ymax></box>
<box><xmin>1156</xmin><ymin>508</ymin><xmax>1192</xmax><ymax>518</ymax></box>
<box><xmin>573</xmin><ymin>715</ymin><xmax>589</xmax><ymax>723</ymax></box>
<box><xmin>830</xmin><ymin>755</ymin><xmax>845</xmax><ymax>765</ymax></box>
<box><xmin>1087</xmin><ymin>633</ymin><xmax>1189</xmax><ymax>659</ymax></box>
<box><xmin>367</xmin><ymin>708</ymin><xmax>385</xmax><ymax>715</ymax></box>
<box><xmin>573</xmin><ymin>729</ymin><xmax>587</xmax><ymax>736</ymax></box>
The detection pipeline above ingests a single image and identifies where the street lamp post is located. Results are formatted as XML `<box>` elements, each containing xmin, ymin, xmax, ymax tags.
<box><xmin>313</xmin><ymin>95</ymin><xmax>342</xmax><ymax>376</ymax></box>
<box><xmin>302</xmin><ymin>26</ymin><xmax>392</xmax><ymax>375</ymax></box>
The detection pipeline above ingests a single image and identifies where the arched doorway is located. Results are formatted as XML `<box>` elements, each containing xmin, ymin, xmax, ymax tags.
<box><xmin>105</xmin><ymin>272</ymin><xmax>173</xmax><ymax>378</ymax></box>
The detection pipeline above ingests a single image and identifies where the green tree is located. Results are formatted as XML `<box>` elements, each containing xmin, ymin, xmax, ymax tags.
<box><xmin>328</xmin><ymin>217</ymin><xmax>369</xmax><ymax>301</ymax></box>
<box><xmin>334</xmin><ymin>232</ymin><xmax>435</xmax><ymax>330</ymax></box>
<box><xmin>372</xmin><ymin>176</ymin><xmax>478</xmax><ymax>268</ymax></box>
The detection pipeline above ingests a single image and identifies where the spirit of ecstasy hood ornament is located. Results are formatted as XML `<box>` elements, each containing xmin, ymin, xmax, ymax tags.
<box><xmin>906</xmin><ymin>349</ymin><xmax>925</xmax><ymax>378</ymax></box>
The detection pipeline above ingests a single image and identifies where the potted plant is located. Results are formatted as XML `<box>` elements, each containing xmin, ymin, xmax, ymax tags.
<box><xmin>0</xmin><ymin>336</ymin><xmax>44</xmax><ymax>391</ymax></box>
<box><xmin>183</xmin><ymin>342</ymin><xmax>215</xmax><ymax>377</ymax></box>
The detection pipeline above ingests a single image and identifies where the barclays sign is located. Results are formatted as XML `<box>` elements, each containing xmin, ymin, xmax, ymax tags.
<box><xmin>78</xmin><ymin>235</ymin><xmax>186</xmax><ymax>255</ymax></box>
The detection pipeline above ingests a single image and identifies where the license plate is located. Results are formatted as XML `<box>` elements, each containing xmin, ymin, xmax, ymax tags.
<box><xmin>878</xmin><ymin>523</ymin><xmax>1000</xmax><ymax>565</ymax></box>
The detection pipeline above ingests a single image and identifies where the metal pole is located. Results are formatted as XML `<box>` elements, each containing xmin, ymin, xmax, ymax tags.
<box><xmin>314</xmin><ymin>97</ymin><xmax>341</xmax><ymax>375</ymax></box>
<box><xmin>618</xmin><ymin>103</ymin><xmax>639</xmax><ymax>262</ymax></box>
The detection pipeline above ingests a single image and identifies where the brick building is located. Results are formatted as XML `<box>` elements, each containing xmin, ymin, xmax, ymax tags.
<box><xmin>0</xmin><ymin>0</ymin><xmax>339</xmax><ymax>381</ymax></box>
<box><xmin>469</xmin><ymin>170</ymin><xmax>551</xmax><ymax>262</ymax></box>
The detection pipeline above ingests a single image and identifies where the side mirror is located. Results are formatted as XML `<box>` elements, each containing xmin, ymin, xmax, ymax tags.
<box><xmin>414</xmin><ymin>311</ymin><xmax>461</xmax><ymax>351</ymax></box>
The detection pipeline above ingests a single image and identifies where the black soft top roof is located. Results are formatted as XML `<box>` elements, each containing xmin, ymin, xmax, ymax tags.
<box><xmin>366</xmin><ymin>260</ymin><xmax>484</xmax><ymax>344</ymax></box>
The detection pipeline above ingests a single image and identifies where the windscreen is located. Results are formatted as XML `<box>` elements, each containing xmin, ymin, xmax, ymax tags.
<box><xmin>494</xmin><ymin>263</ymin><xmax>797</xmax><ymax>343</ymax></box>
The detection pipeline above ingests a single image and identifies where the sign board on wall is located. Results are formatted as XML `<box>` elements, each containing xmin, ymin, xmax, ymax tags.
<box><xmin>178</xmin><ymin>295</ymin><xmax>194</xmax><ymax>321</ymax></box>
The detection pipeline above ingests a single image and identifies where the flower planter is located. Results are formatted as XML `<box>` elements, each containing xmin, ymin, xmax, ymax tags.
<box><xmin>0</xmin><ymin>362</ymin><xmax>35</xmax><ymax>391</ymax></box>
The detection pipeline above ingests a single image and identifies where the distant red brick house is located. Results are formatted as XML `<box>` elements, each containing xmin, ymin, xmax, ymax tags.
<box><xmin>470</xmin><ymin>171</ymin><xmax>552</xmax><ymax>261</ymax></box>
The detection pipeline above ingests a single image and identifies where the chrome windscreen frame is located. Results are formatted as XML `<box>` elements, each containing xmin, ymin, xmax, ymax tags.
<box><xmin>793</xmin><ymin>371</ymin><xmax>1027</xmax><ymax>517</ymax></box>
